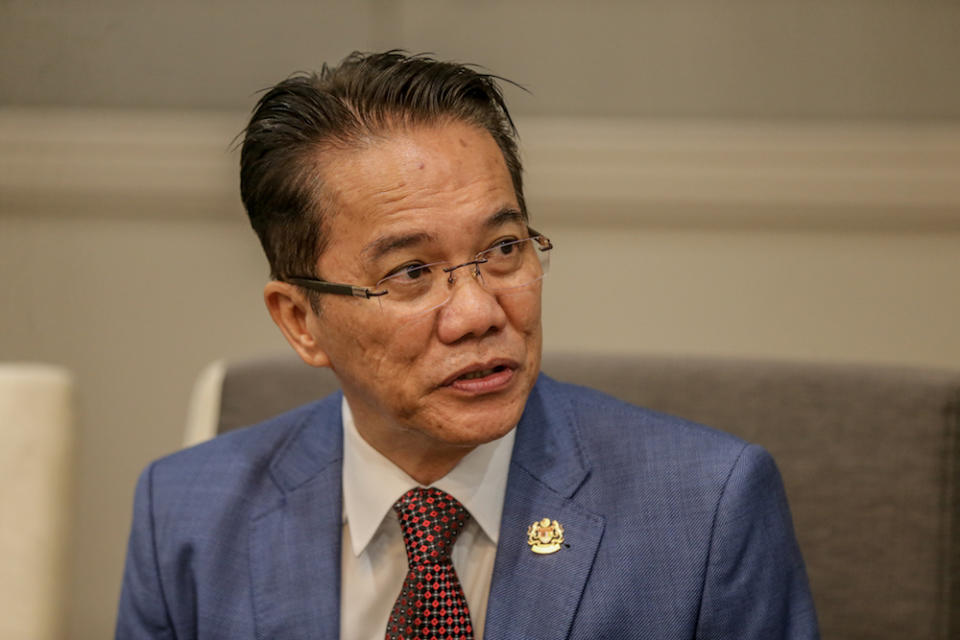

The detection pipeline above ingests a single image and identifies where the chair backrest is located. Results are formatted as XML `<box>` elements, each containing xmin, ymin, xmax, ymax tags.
<box><xmin>0</xmin><ymin>363</ymin><xmax>74</xmax><ymax>639</ymax></box>
<box><xmin>206</xmin><ymin>352</ymin><xmax>960</xmax><ymax>640</ymax></box>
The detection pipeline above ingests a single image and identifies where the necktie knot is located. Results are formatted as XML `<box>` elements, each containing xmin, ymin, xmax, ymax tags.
<box><xmin>393</xmin><ymin>487</ymin><xmax>470</xmax><ymax>562</ymax></box>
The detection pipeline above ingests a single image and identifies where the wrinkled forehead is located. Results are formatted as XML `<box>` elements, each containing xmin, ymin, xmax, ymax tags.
<box><xmin>314</xmin><ymin>121</ymin><xmax>523</xmax><ymax>257</ymax></box>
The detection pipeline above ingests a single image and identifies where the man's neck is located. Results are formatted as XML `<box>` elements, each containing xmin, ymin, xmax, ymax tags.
<box><xmin>355</xmin><ymin>428</ymin><xmax>475</xmax><ymax>485</ymax></box>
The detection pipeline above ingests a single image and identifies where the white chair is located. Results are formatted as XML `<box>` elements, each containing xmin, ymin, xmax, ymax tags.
<box><xmin>0</xmin><ymin>363</ymin><xmax>75</xmax><ymax>640</ymax></box>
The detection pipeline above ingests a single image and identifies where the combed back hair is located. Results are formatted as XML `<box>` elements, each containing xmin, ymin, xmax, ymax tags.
<box><xmin>239</xmin><ymin>50</ymin><xmax>526</xmax><ymax>292</ymax></box>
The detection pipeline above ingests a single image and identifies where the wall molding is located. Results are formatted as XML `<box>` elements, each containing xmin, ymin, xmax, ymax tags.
<box><xmin>521</xmin><ymin>117</ymin><xmax>960</xmax><ymax>231</ymax></box>
<box><xmin>0</xmin><ymin>108</ymin><xmax>244</xmax><ymax>219</ymax></box>
<box><xmin>3</xmin><ymin>107</ymin><xmax>959</xmax><ymax>230</ymax></box>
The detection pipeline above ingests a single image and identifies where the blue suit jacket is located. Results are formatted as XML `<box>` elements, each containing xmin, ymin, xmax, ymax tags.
<box><xmin>117</xmin><ymin>374</ymin><xmax>819</xmax><ymax>639</ymax></box>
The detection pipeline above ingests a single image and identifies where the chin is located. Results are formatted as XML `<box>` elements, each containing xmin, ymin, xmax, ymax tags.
<box><xmin>428</xmin><ymin>420</ymin><xmax>517</xmax><ymax>450</ymax></box>
<box><xmin>425</xmin><ymin>393</ymin><xmax>527</xmax><ymax>447</ymax></box>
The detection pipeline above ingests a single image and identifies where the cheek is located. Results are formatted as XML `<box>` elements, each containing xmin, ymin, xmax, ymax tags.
<box><xmin>499</xmin><ymin>288</ymin><xmax>543</xmax><ymax>335</ymax></box>
<box><xmin>319</xmin><ymin>305</ymin><xmax>395</xmax><ymax>372</ymax></box>
<box><xmin>503</xmin><ymin>291</ymin><xmax>544</xmax><ymax>375</ymax></box>
<box><xmin>355</xmin><ymin>313</ymin><xmax>436</xmax><ymax>381</ymax></box>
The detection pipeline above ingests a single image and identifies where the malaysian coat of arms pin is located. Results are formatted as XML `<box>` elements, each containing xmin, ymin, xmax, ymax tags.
<box><xmin>527</xmin><ymin>517</ymin><xmax>564</xmax><ymax>554</ymax></box>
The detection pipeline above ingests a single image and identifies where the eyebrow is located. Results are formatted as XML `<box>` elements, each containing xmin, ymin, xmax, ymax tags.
<box><xmin>485</xmin><ymin>207</ymin><xmax>527</xmax><ymax>230</ymax></box>
<box><xmin>362</xmin><ymin>231</ymin><xmax>435</xmax><ymax>263</ymax></box>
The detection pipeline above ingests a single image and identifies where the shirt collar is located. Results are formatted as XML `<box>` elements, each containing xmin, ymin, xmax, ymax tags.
<box><xmin>341</xmin><ymin>395</ymin><xmax>515</xmax><ymax>557</ymax></box>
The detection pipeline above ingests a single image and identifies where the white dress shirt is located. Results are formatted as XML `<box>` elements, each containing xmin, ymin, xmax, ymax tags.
<box><xmin>339</xmin><ymin>397</ymin><xmax>516</xmax><ymax>640</ymax></box>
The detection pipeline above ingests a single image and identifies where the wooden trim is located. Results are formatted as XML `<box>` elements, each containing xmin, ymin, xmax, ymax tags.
<box><xmin>2</xmin><ymin>108</ymin><xmax>959</xmax><ymax>230</ymax></box>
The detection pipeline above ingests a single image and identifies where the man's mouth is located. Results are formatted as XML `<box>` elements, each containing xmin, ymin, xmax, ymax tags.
<box><xmin>458</xmin><ymin>365</ymin><xmax>506</xmax><ymax>381</ymax></box>
<box><xmin>443</xmin><ymin>361</ymin><xmax>518</xmax><ymax>392</ymax></box>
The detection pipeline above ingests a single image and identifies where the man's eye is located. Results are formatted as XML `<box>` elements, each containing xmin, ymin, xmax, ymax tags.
<box><xmin>491</xmin><ymin>237</ymin><xmax>519</xmax><ymax>255</ymax></box>
<box><xmin>390</xmin><ymin>263</ymin><xmax>430</xmax><ymax>281</ymax></box>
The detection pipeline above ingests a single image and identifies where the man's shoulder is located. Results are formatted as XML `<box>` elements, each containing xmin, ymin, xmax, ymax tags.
<box><xmin>142</xmin><ymin>392</ymin><xmax>342</xmax><ymax>507</ymax></box>
<box><xmin>534</xmin><ymin>374</ymin><xmax>754</xmax><ymax>485</ymax></box>
<box><xmin>533</xmin><ymin>373</ymin><xmax>777</xmax><ymax>530</ymax></box>
<box><xmin>538</xmin><ymin>373</ymin><xmax>746</xmax><ymax>451</ymax></box>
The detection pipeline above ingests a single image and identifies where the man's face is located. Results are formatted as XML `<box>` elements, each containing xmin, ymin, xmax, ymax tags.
<box><xmin>304</xmin><ymin>120</ymin><xmax>543</xmax><ymax>461</ymax></box>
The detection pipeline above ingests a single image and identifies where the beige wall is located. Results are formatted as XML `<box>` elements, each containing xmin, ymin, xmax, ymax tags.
<box><xmin>2</xmin><ymin>1</ymin><xmax>960</xmax><ymax>637</ymax></box>
<box><xmin>4</xmin><ymin>1</ymin><xmax>960</xmax><ymax>118</ymax></box>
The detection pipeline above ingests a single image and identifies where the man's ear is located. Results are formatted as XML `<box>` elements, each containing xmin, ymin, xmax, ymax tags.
<box><xmin>263</xmin><ymin>281</ymin><xmax>332</xmax><ymax>369</ymax></box>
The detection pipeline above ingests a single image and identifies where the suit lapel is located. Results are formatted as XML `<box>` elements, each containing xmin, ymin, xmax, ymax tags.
<box><xmin>249</xmin><ymin>395</ymin><xmax>344</xmax><ymax>640</ymax></box>
<box><xmin>483</xmin><ymin>376</ymin><xmax>606</xmax><ymax>640</ymax></box>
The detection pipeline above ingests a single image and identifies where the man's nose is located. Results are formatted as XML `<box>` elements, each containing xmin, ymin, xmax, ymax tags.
<box><xmin>435</xmin><ymin>265</ymin><xmax>507</xmax><ymax>343</ymax></box>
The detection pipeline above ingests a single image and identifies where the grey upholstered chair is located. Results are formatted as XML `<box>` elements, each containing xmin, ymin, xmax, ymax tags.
<box><xmin>186</xmin><ymin>352</ymin><xmax>960</xmax><ymax>640</ymax></box>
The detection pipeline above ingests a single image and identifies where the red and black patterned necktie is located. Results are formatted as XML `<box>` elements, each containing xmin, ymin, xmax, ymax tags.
<box><xmin>386</xmin><ymin>487</ymin><xmax>474</xmax><ymax>640</ymax></box>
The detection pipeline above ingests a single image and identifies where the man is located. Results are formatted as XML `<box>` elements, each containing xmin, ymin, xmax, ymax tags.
<box><xmin>117</xmin><ymin>51</ymin><xmax>819</xmax><ymax>639</ymax></box>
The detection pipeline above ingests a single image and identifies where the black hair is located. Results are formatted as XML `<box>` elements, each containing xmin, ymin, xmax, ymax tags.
<box><xmin>239</xmin><ymin>50</ymin><xmax>525</xmax><ymax>295</ymax></box>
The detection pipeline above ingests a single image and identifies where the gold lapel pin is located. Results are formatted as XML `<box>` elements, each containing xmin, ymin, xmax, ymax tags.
<box><xmin>527</xmin><ymin>517</ymin><xmax>564</xmax><ymax>554</ymax></box>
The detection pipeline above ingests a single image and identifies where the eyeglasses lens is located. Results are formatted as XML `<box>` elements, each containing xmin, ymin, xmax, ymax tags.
<box><xmin>375</xmin><ymin>236</ymin><xmax>551</xmax><ymax>316</ymax></box>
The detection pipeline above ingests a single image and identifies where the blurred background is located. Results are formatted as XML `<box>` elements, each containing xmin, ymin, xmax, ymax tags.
<box><xmin>1</xmin><ymin>1</ymin><xmax>959</xmax><ymax>637</ymax></box>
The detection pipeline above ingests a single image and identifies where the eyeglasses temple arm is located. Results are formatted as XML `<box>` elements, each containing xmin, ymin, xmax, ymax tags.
<box><xmin>527</xmin><ymin>228</ymin><xmax>553</xmax><ymax>251</ymax></box>
<box><xmin>285</xmin><ymin>277</ymin><xmax>387</xmax><ymax>298</ymax></box>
